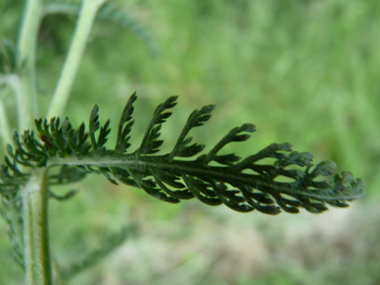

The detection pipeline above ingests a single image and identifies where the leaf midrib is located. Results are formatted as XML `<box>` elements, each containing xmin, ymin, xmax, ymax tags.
<box><xmin>46</xmin><ymin>154</ymin><xmax>357</xmax><ymax>200</ymax></box>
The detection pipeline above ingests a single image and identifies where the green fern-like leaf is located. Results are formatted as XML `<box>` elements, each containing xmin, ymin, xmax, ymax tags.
<box><xmin>0</xmin><ymin>93</ymin><xmax>366</xmax><ymax>215</ymax></box>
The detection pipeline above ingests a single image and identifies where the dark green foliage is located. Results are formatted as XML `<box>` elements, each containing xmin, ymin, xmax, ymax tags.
<box><xmin>115</xmin><ymin>92</ymin><xmax>136</xmax><ymax>154</ymax></box>
<box><xmin>89</xmin><ymin>105</ymin><xmax>111</xmax><ymax>152</ymax></box>
<box><xmin>0</xmin><ymin>93</ymin><xmax>365</xmax><ymax>215</ymax></box>
<box><xmin>138</xmin><ymin>95</ymin><xmax>177</xmax><ymax>155</ymax></box>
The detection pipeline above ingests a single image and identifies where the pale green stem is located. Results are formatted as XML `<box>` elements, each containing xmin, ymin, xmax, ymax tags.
<box><xmin>23</xmin><ymin>168</ymin><xmax>52</xmax><ymax>285</ymax></box>
<box><xmin>0</xmin><ymin>100</ymin><xmax>12</xmax><ymax>149</ymax></box>
<box><xmin>0</xmin><ymin>74</ymin><xmax>23</xmax><ymax>135</ymax></box>
<box><xmin>17</xmin><ymin>0</ymin><xmax>42</xmax><ymax>131</ymax></box>
<box><xmin>0</xmin><ymin>77</ymin><xmax>14</xmax><ymax>148</ymax></box>
<box><xmin>47</xmin><ymin>0</ymin><xmax>107</xmax><ymax>119</ymax></box>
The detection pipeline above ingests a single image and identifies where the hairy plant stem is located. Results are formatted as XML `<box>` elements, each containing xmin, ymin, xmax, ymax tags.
<box><xmin>47</xmin><ymin>0</ymin><xmax>107</xmax><ymax>119</ymax></box>
<box><xmin>17</xmin><ymin>0</ymin><xmax>42</xmax><ymax>131</ymax></box>
<box><xmin>23</xmin><ymin>168</ymin><xmax>52</xmax><ymax>285</ymax></box>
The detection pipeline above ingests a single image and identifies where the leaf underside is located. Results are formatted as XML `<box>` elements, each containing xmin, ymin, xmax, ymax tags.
<box><xmin>0</xmin><ymin>92</ymin><xmax>366</xmax><ymax>215</ymax></box>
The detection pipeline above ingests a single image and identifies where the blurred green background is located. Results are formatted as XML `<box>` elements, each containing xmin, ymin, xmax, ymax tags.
<box><xmin>1</xmin><ymin>0</ymin><xmax>380</xmax><ymax>284</ymax></box>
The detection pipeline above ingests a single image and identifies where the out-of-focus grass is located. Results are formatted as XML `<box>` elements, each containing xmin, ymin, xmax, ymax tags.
<box><xmin>1</xmin><ymin>0</ymin><xmax>380</xmax><ymax>284</ymax></box>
